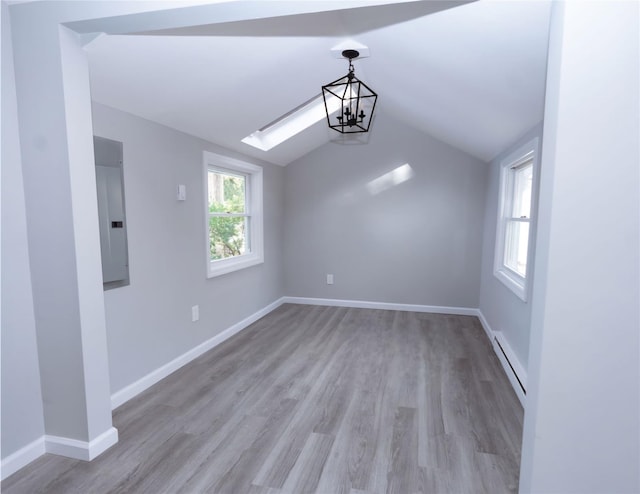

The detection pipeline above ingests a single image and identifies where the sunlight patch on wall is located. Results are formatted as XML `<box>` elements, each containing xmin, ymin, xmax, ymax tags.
<box><xmin>366</xmin><ymin>163</ymin><xmax>414</xmax><ymax>195</ymax></box>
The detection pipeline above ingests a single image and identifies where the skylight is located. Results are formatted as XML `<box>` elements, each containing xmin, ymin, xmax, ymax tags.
<box><xmin>242</xmin><ymin>94</ymin><xmax>341</xmax><ymax>151</ymax></box>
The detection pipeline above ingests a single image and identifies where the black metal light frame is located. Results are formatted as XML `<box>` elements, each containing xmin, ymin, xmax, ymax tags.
<box><xmin>322</xmin><ymin>49</ymin><xmax>378</xmax><ymax>134</ymax></box>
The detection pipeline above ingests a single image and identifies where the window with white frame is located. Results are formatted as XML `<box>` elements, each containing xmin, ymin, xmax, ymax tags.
<box><xmin>204</xmin><ymin>151</ymin><xmax>263</xmax><ymax>278</ymax></box>
<box><xmin>494</xmin><ymin>138</ymin><xmax>539</xmax><ymax>301</ymax></box>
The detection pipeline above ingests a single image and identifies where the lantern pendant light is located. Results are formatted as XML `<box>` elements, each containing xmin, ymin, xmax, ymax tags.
<box><xmin>322</xmin><ymin>49</ymin><xmax>378</xmax><ymax>134</ymax></box>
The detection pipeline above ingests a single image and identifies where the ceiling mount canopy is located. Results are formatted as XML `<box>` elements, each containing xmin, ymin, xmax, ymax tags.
<box><xmin>322</xmin><ymin>49</ymin><xmax>378</xmax><ymax>134</ymax></box>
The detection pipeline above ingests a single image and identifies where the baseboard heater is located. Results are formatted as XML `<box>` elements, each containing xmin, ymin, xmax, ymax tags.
<box><xmin>494</xmin><ymin>335</ymin><xmax>526</xmax><ymax>395</ymax></box>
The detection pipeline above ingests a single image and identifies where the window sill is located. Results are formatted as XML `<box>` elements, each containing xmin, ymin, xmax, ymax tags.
<box><xmin>494</xmin><ymin>267</ymin><xmax>528</xmax><ymax>302</ymax></box>
<box><xmin>207</xmin><ymin>252</ymin><xmax>263</xmax><ymax>278</ymax></box>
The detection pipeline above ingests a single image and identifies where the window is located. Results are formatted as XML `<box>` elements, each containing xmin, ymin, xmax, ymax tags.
<box><xmin>494</xmin><ymin>138</ymin><xmax>539</xmax><ymax>301</ymax></box>
<box><xmin>204</xmin><ymin>151</ymin><xmax>263</xmax><ymax>278</ymax></box>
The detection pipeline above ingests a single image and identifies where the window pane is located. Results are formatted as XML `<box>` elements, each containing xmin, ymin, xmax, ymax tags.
<box><xmin>209</xmin><ymin>216</ymin><xmax>248</xmax><ymax>260</ymax></box>
<box><xmin>208</xmin><ymin>170</ymin><xmax>246</xmax><ymax>213</ymax></box>
<box><xmin>511</xmin><ymin>162</ymin><xmax>533</xmax><ymax>218</ymax></box>
<box><xmin>504</xmin><ymin>220</ymin><xmax>529</xmax><ymax>277</ymax></box>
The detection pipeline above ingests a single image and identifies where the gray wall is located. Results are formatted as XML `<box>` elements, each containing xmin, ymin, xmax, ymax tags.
<box><xmin>92</xmin><ymin>103</ymin><xmax>285</xmax><ymax>395</ymax></box>
<box><xmin>283</xmin><ymin>112</ymin><xmax>488</xmax><ymax>308</ymax></box>
<box><xmin>479</xmin><ymin>123</ymin><xmax>543</xmax><ymax>369</ymax></box>
<box><xmin>1</xmin><ymin>1</ymin><xmax>46</xmax><ymax>458</ymax></box>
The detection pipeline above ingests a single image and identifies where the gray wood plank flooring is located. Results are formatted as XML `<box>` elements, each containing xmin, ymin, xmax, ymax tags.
<box><xmin>2</xmin><ymin>304</ymin><xmax>523</xmax><ymax>493</ymax></box>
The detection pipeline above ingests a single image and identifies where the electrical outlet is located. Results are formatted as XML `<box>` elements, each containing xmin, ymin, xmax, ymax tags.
<box><xmin>327</xmin><ymin>274</ymin><xmax>334</xmax><ymax>285</ymax></box>
<box><xmin>191</xmin><ymin>305</ymin><xmax>199</xmax><ymax>322</ymax></box>
<box><xmin>177</xmin><ymin>184</ymin><xmax>186</xmax><ymax>201</ymax></box>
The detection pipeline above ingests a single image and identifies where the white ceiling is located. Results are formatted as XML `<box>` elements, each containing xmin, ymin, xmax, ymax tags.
<box><xmin>85</xmin><ymin>0</ymin><xmax>551</xmax><ymax>166</ymax></box>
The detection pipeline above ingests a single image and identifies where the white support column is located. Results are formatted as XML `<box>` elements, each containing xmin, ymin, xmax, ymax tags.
<box><xmin>520</xmin><ymin>2</ymin><xmax>639</xmax><ymax>492</ymax></box>
<box><xmin>10</xmin><ymin>8</ymin><xmax>116</xmax><ymax>458</ymax></box>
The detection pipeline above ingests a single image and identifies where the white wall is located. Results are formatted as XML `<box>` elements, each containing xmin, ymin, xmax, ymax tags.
<box><xmin>91</xmin><ymin>103</ymin><xmax>285</xmax><ymax>395</ymax></box>
<box><xmin>1</xmin><ymin>1</ymin><xmax>45</xmax><ymax>459</ymax></box>
<box><xmin>283</xmin><ymin>112</ymin><xmax>487</xmax><ymax>308</ymax></box>
<box><xmin>520</xmin><ymin>2</ymin><xmax>639</xmax><ymax>492</ymax></box>
<box><xmin>9</xmin><ymin>3</ymin><xmax>115</xmax><ymax>449</ymax></box>
<box><xmin>479</xmin><ymin>123</ymin><xmax>543</xmax><ymax>371</ymax></box>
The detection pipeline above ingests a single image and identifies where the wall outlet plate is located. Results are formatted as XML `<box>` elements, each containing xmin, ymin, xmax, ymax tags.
<box><xmin>177</xmin><ymin>184</ymin><xmax>186</xmax><ymax>201</ymax></box>
<box><xmin>191</xmin><ymin>305</ymin><xmax>199</xmax><ymax>322</ymax></box>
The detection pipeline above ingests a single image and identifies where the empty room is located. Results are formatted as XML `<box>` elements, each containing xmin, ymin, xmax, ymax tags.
<box><xmin>1</xmin><ymin>1</ymin><xmax>638</xmax><ymax>493</ymax></box>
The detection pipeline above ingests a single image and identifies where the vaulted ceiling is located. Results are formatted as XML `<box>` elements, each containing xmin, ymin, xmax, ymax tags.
<box><xmin>84</xmin><ymin>0</ymin><xmax>551</xmax><ymax>166</ymax></box>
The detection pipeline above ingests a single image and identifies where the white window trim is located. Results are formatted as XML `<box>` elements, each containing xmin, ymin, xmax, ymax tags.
<box><xmin>204</xmin><ymin>151</ymin><xmax>263</xmax><ymax>278</ymax></box>
<box><xmin>493</xmin><ymin>137</ymin><xmax>539</xmax><ymax>301</ymax></box>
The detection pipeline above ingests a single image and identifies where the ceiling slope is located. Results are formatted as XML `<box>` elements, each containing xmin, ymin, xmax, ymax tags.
<box><xmin>84</xmin><ymin>0</ymin><xmax>551</xmax><ymax>165</ymax></box>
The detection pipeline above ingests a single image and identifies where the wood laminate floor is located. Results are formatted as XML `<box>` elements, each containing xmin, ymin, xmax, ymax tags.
<box><xmin>2</xmin><ymin>304</ymin><xmax>524</xmax><ymax>494</ymax></box>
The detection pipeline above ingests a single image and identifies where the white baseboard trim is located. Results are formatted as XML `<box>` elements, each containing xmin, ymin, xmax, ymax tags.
<box><xmin>475</xmin><ymin>310</ymin><xmax>527</xmax><ymax>407</ymax></box>
<box><xmin>282</xmin><ymin>296</ymin><xmax>478</xmax><ymax>316</ymax></box>
<box><xmin>1</xmin><ymin>427</ymin><xmax>119</xmax><ymax>481</ymax></box>
<box><xmin>45</xmin><ymin>426</ymin><xmax>118</xmax><ymax>461</ymax></box>
<box><xmin>1</xmin><ymin>437</ymin><xmax>45</xmax><ymax>481</ymax></box>
<box><xmin>110</xmin><ymin>297</ymin><xmax>286</xmax><ymax>410</ymax></box>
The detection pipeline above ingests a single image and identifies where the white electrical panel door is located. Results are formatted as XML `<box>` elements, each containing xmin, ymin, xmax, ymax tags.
<box><xmin>96</xmin><ymin>165</ymin><xmax>128</xmax><ymax>283</ymax></box>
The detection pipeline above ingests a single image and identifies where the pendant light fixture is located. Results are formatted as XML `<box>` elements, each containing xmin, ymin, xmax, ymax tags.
<box><xmin>322</xmin><ymin>49</ymin><xmax>378</xmax><ymax>134</ymax></box>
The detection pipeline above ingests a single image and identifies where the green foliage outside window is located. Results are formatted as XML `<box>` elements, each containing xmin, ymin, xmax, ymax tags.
<box><xmin>208</xmin><ymin>172</ymin><xmax>248</xmax><ymax>260</ymax></box>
